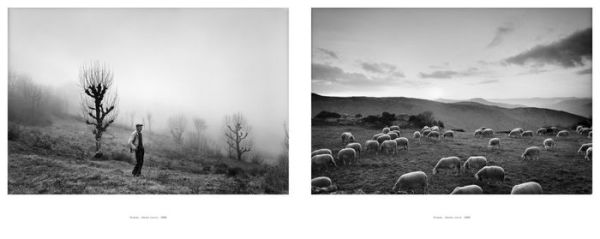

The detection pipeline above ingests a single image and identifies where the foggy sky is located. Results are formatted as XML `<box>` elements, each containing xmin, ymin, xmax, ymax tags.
<box><xmin>9</xmin><ymin>9</ymin><xmax>288</xmax><ymax>158</ymax></box>
<box><xmin>312</xmin><ymin>9</ymin><xmax>592</xmax><ymax>100</ymax></box>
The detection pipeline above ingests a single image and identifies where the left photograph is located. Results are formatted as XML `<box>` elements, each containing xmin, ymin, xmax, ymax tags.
<box><xmin>8</xmin><ymin>8</ymin><xmax>289</xmax><ymax>194</ymax></box>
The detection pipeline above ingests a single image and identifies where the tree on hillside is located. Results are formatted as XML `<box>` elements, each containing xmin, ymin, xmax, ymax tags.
<box><xmin>168</xmin><ymin>114</ymin><xmax>188</xmax><ymax>145</ymax></box>
<box><xmin>79</xmin><ymin>62</ymin><xmax>119</xmax><ymax>157</ymax></box>
<box><xmin>189</xmin><ymin>117</ymin><xmax>207</xmax><ymax>153</ymax></box>
<box><xmin>22</xmin><ymin>79</ymin><xmax>43</xmax><ymax>119</ymax></box>
<box><xmin>224</xmin><ymin>112</ymin><xmax>252</xmax><ymax>161</ymax></box>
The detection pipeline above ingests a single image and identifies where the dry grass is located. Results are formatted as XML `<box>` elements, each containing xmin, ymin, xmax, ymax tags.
<box><xmin>312</xmin><ymin>125</ymin><xmax>592</xmax><ymax>194</ymax></box>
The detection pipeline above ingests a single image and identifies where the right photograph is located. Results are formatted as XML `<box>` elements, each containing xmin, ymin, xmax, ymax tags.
<box><xmin>311</xmin><ymin>8</ymin><xmax>592</xmax><ymax>194</ymax></box>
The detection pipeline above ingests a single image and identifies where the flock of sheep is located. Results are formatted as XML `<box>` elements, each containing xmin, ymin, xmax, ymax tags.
<box><xmin>312</xmin><ymin>124</ymin><xmax>592</xmax><ymax>194</ymax></box>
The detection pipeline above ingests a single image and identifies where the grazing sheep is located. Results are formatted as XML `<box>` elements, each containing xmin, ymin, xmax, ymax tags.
<box><xmin>372</xmin><ymin>133</ymin><xmax>384</xmax><ymax>140</ymax></box>
<box><xmin>576</xmin><ymin>125</ymin><xmax>584</xmax><ymax>133</ymax></box>
<box><xmin>377</xmin><ymin>134</ymin><xmax>392</xmax><ymax>144</ymax></box>
<box><xmin>521</xmin><ymin>130</ymin><xmax>534</xmax><ymax>137</ymax></box>
<box><xmin>392</xmin><ymin>171</ymin><xmax>428</xmax><ymax>194</ymax></box>
<box><xmin>512</xmin><ymin>128</ymin><xmax>524</xmax><ymax>133</ymax></box>
<box><xmin>413</xmin><ymin>131</ymin><xmax>422</xmax><ymax>142</ymax></box>
<box><xmin>488</xmin><ymin>138</ymin><xmax>500</xmax><ymax>149</ymax></box>
<box><xmin>462</xmin><ymin>156</ymin><xmax>487</xmax><ymax>174</ymax></box>
<box><xmin>388</xmin><ymin>132</ymin><xmax>399</xmax><ymax>140</ymax></box>
<box><xmin>428</xmin><ymin>131</ymin><xmax>440</xmax><ymax>140</ymax></box>
<box><xmin>392</xmin><ymin>130</ymin><xmax>401</xmax><ymax>135</ymax></box>
<box><xmin>588</xmin><ymin>131</ymin><xmax>592</xmax><ymax>138</ymax></box>
<box><xmin>432</xmin><ymin>156</ymin><xmax>461</xmax><ymax>175</ymax></box>
<box><xmin>311</xmin><ymin>176</ymin><xmax>332</xmax><ymax>188</ymax></box>
<box><xmin>474</xmin><ymin>129</ymin><xmax>483</xmax><ymax>138</ymax></box>
<box><xmin>511</xmin><ymin>182</ymin><xmax>543</xmax><ymax>194</ymax></box>
<box><xmin>509</xmin><ymin>129</ymin><xmax>522</xmax><ymax>138</ymax></box>
<box><xmin>345</xmin><ymin>142</ymin><xmax>362</xmax><ymax>158</ymax></box>
<box><xmin>422</xmin><ymin>129</ymin><xmax>432</xmax><ymax>137</ymax></box>
<box><xmin>395</xmin><ymin>137</ymin><xmax>409</xmax><ymax>151</ymax></box>
<box><xmin>365</xmin><ymin>140</ymin><xmax>379</xmax><ymax>154</ymax></box>
<box><xmin>536</xmin><ymin>128</ymin><xmax>547</xmax><ymax>135</ymax></box>
<box><xmin>450</xmin><ymin>185</ymin><xmax>483</xmax><ymax>194</ymax></box>
<box><xmin>430</xmin><ymin>126</ymin><xmax>440</xmax><ymax>132</ymax></box>
<box><xmin>341</xmin><ymin>132</ymin><xmax>355</xmax><ymax>144</ymax></box>
<box><xmin>521</xmin><ymin>146</ymin><xmax>541</xmax><ymax>160</ymax></box>
<box><xmin>382</xmin><ymin>127</ymin><xmax>391</xmax><ymax>134</ymax></box>
<box><xmin>390</xmin><ymin>126</ymin><xmax>400</xmax><ymax>131</ymax></box>
<box><xmin>580</xmin><ymin>128</ymin><xmax>592</xmax><ymax>136</ymax></box>
<box><xmin>422</xmin><ymin>126</ymin><xmax>430</xmax><ymax>132</ymax></box>
<box><xmin>482</xmin><ymin>128</ymin><xmax>494</xmax><ymax>137</ymax></box>
<box><xmin>311</xmin><ymin>149</ymin><xmax>332</xmax><ymax>157</ymax></box>
<box><xmin>556</xmin><ymin>130</ymin><xmax>569</xmax><ymax>137</ymax></box>
<box><xmin>474</xmin><ymin>166</ymin><xmax>505</xmax><ymax>183</ymax></box>
<box><xmin>585</xmin><ymin>147</ymin><xmax>592</xmax><ymax>161</ymax></box>
<box><xmin>443</xmin><ymin>130</ymin><xmax>454</xmax><ymax>139</ymax></box>
<box><xmin>337</xmin><ymin>148</ymin><xmax>357</xmax><ymax>165</ymax></box>
<box><xmin>550</xmin><ymin>126</ymin><xmax>559</xmax><ymax>134</ymax></box>
<box><xmin>379</xmin><ymin>140</ymin><xmax>398</xmax><ymax>155</ymax></box>
<box><xmin>578</xmin><ymin>143</ymin><xmax>592</xmax><ymax>155</ymax></box>
<box><xmin>543</xmin><ymin>138</ymin><xmax>556</xmax><ymax>150</ymax></box>
<box><xmin>311</xmin><ymin>154</ymin><xmax>336</xmax><ymax>169</ymax></box>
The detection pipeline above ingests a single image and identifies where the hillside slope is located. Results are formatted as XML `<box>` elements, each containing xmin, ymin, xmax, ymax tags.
<box><xmin>312</xmin><ymin>94</ymin><xmax>588</xmax><ymax>131</ymax></box>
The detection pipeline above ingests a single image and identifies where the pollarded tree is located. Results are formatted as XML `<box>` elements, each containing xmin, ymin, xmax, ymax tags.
<box><xmin>224</xmin><ymin>112</ymin><xmax>252</xmax><ymax>161</ymax></box>
<box><xmin>79</xmin><ymin>62</ymin><xmax>119</xmax><ymax>156</ymax></box>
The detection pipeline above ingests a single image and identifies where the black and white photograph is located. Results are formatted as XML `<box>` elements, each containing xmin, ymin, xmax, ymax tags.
<box><xmin>311</xmin><ymin>8</ymin><xmax>592</xmax><ymax>194</ymax></box>
<box><xmin>8</xmin><ymin>8</ymin><xmax>289</xmax><ymax>194</ymax></box>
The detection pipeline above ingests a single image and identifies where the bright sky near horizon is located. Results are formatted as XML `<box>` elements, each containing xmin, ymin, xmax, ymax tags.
<box><xmin>9</xmin><ymin>9</ymin><xmax>288</xmax><ymax>158</ymax></box>
<box><xmin>312</xmin><ymin>8</ymin><xmax>592</xmax><ymax>100</ymax></box>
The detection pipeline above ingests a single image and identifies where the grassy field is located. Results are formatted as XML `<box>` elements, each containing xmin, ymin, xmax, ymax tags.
<box><xmin>312</xmin><ymin>125</ymin><xmax>592</xmax><ymax>194</ymax></box>
<box><xmin>8</xmin><ymin>116</ymin><xmax>288</xmax><ymax>194</ymax></box>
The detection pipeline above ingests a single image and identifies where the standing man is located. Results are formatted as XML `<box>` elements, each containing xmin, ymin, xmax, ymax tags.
<box><xmin>128</xmin><ymin>123</ymin><xmax>145</xmax><ymax>177</ymax></box>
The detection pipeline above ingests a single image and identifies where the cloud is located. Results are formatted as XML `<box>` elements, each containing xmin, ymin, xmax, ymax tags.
<box><xmin>315</xmin><ymin>48</ymin><xmax>339</xmax><ymax>59</ymax></box>
<box><xmin>476</xmin><ymin>79</ymin><xmax>499</xmax><ymax>85</ymax></box>
<box><xmin>312</xmin><ymin>63</ymin><xmax>368</xmax><ymax>84</ymax></box>
<box><xmin>419</xmin><ymin>70</ymin><xmax>459</xmax><ymax>79</ymax></box>
<box><xmin>577</xmin><ymin>68</ymin><xmax>592</xmax><ymax>75</ymax></box>
<box><xmin>487</xmin><ymin>24</ymin><xmax>515</xmax><ymax>48</ymax></box>
<box><xmin>505</xmin><ymin>28</ymin><xmax>592</xmax><ymax>68</ymax></box>
<box><xmin>360</xmin><ymin>62</ymin><xmax>396</xmax><ymax>74</ymax></box>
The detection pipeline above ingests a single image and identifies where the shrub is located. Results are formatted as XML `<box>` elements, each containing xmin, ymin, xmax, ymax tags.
<box><xmin>213</xmin><ymin>163</ymin><xmax>228</xmax><ymax>174</ymax></box>
<box><xmin>226</xmin><ymin>167</ymin><xmax>245</xmax><ymax>177</ymax></box>
<box><xmin>8</xmin><ymin>123</ymin><xmax>22</xmax><ymax>141</ymax></box>
<box><xmin>314</xmin><ymin>111</ymin><xmax>341</xmax><ymax>119</ymax></box>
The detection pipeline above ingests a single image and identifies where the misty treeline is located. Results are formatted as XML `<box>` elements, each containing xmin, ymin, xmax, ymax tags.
<box><xmin>313</xmin><ymin>110</ymin><xmax>445</xmax><ymax>129</ymax></box>
<box><xmin>8</xmin><ymin>71</ymin><xmax>70</xmax><ymax>126</ymax></box>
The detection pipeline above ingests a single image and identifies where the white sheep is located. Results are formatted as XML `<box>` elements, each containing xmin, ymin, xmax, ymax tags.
<box><xmin>382</xmin><ymin>127</ymin><xmax>390</xmax><ymax>134</ymax></box>
<box><xmin>576</xmin><ymin>125</ymin><xmax>584</xmax><ymax>133</ymax></box>
<box><xmin>474</xmin><ymin>166</ymin><xmax>505</xmax><ymax>183</ymax></box>
<box><xmin>341</xmin><ymin>132</ymin><xmax>355</xmax><ymax>144</ymax></box>
<box><xmin>413</xmin><ymin>131</ymin><xmax>422</xmax><ymax>143</ymax></box>
<box><xmin>443</xmin><ymin>130</ymin><xmax>454</xmax><ymax>139</ymax></box>
<box><xmin>521</xmin><ymin>146</ymin><xmax>541</xmax><ymax>160</ymax></box>
<box><xmin>422</xmin><ymin>126</ymin><xmax>430</xmax><ymax>132</ymax></box>
<box><xmin>372</xmin><ymin>133</ymin><xmax>384</xmax><ymax>140</ymax></box>
<box><xmin>365</xmin><ymin>140</ymin><xmax>379</xmax><ymax>154</ymax></box>
<box><xmin>508</xmin><ymin>129</ymin><xmax>522</xmax><ymax>138</ymax></box>
<box><xmin>388</xmin><ymin>132</ymin><xmax>399</xmax><ymax>140</ymax></box>
<box><xmin>428</xmin><ymin>131</ymin><xmax>440</xmax><ymax>140</ymax></box>
<box><xmin>390</xmin><ymin>126</ymin><xmax>400</xmax><ymax>131</ymax></box>
<box><xmin>311</xmin><ymin>176</ymin><xmax>332</xmax><ymax>188</ymax></box>
<box><xmin>395</xmin><ymin>137</ymin><xmax>409</xmax><ymax>151</ymax></box>
<box><xmin>536</xmin><ymin>128</ymin><xmax>547</xmax><ymax>135</ymax></box>
<box><xmin>379</xmin><ymin>140</ymin><xmax>398</xmax><ymax>155</ymax></box>
<box><xmin>577</xmin><ymin>143</ymin><xmax>592</xmax><ymax>154</ymax></box>
<box><xmin>430</xmin><ymin>126</ymin><xmax>440</xmax><ymax>132</ymax></box>
<box><xmin>392</xmin><ymin>171</ymin><xmax>428</xmax><ymax>194</ymax></box>
<box><xmin>550</xmin><ymin>126</ymin><xmax>559</xmax><ymax>134</ymax></box>
<box><xmin>482</xmin><ymin>128</ymin><xmax>494</xmax><ymax>137</ymax></box>
<box><xmin>337</xmin><ymin>148</ymin><xmax>357</xmax><ymax>165</ymax></box>
<box><xmin>377</xmin><ymin>134</ymin><xmax>392</xmax><ymax>144</ymax></box>
<box><xmin>588</xmin><ymin>131</ymin><xmax>592</xmax><ymax>138</ymax></box>
<box><xmin>474</xmin><ymin>129</ymin><xmax>483</xmax><ymax>138</ymax></box>
<box><xmin>580</xmin><ymin>128</ymin><xmax>592</xmax><ymax>136</ymax></box>
<box><xmin>422</xmin><ymin>129</ymin><xmax>432</xmax><ymax>137</ymax></box>
<box><xmin>392</xmin><ymin>129</ymin><xmax>401</xmax><ymax>136</ymax></box>
<box><xmin>556</xmin><ymin>130</ymin><xmax>569</xmax><ymax>137</ymax></box>
<box><xmin>345</xmin><ymin>142</ymin><xmax>362</xmax><ymax>159</ymax></box>
<box><xmin>512</xmin><ymin>128</ymin><xmax>524</xmax><ymax>133</ymax></box>
<box><xmin>311</xmin><ymin>154</ymin><xmax>336</xmax><ymax>169</ymax></box>
<box><xmin>432</xmin><ymin>156</ymin><xmax>461</xmax><ymax>175</ymax></box>
<box><xmin>311</xmin><ymin>148</ymin><xmax>332</xmax><ymax>157</ymax></box>
<box><xmin>462</xmin><ymin>156</ymin><xmax>487</xmax><ymax>174</ymax></box>
<box><xmin>585</xmin><ymin>147</ymin><xmax>592</xmax><ymax>161</ymax></box>
<box><xmin>488</xmin><ymin>138</ymin><xmax>500</xmax><ymax>149</ymax></box>
<box><xmin>521</xmin><ymin>130</ymin><xmax>534</xmax><ymax>137</ymax></box>
<box><xmin>543</xmin><ymin>138</ymin><xmax>555</xmax><ymax>150</ymax></box>
<box><xmin>511</xmin><ymin>182</ymin><xmax>543</xmax><ymax>194</ymax></box>
<box><xmin>450</xmin><ymin>185</ymin><xmax>483</xmax><ymax>194</ymax></box>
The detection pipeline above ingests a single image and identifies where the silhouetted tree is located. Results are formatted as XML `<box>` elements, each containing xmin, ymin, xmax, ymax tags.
<box><xmin>79</xmin><ymin>62</ymin><xmax>119</xmax><ymax>156</ymax></box>
<box><xmin>224</xmin><ymin>112</ymin><xmax>252</xmax><ymax>161</ymax></box>
<box><xmin>168</xmin><ymin>114</ymin><xmax>187</xmax><ymax>145</ymax></box>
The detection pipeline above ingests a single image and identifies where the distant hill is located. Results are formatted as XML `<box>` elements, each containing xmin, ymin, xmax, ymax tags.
<box><xmin>488</xmin><ymin>97</ymin><xmax>592</xmax><ymax>118</ymax></box>
<box><xmin>437</xmin><ymin>98</ymin><xmax>525</xmax><ymax>109</ymax></box>
<box><xmin>312</xmin><ymin>93</ymin><xmax>588</xmax><ymax>131</ymax></box>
